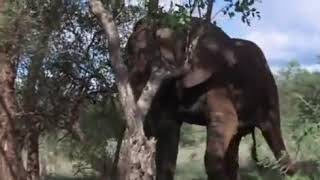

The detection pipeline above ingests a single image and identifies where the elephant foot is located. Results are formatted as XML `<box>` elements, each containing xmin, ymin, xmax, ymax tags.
<box><xmin>283</xmin><ymin>161</ymin><xmax>297</xmax><ymax>176</ymax></box>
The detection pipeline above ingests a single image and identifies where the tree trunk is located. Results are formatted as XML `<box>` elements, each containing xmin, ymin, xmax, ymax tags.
<box><xmin>90</xmin><ymin>1</ymin><xmax>159</xmax><ymax>179</ymax></box>
<box><xmin>147</xmin><ymin>0</ymin><xmax>159</xmax><ymax>16</ymax></box>
<box><xmin>205</xmin><ymin>0</ymin><xmax>214</xmax><ymax>22</ymax></box>
<box><xmin>116</xmin><ymin>131</ymin><xmax>156</xmax><ymax>180</ymax></box>
<box><xmin>0</xmin><ymin>52</ymin><xmax>27</xmax><ymax>180</ymax></box>
<box><xmin>0</xmin><ymin>1</ymin><xmax>26</xmax><ymax>179</ymax></box>
<box><xmin>110</xmin><ymin>126</ymin><xmax>125</xmax><ymax>179</ymax></box>
<box><xmin>23</xmin><ymin>56</ymin><xmax>43</xmax><ymax>180</ymax></box>
<box><xmin>25</xmin><ymin>131</ymin><xmax>40</xmax><ymax>180</ymax></box>
<box><xmin>90</xmin><ymin>1</ymin><xmax>188</xmax><ymax>179</ymax></box>
<box><xmin>23</xmin><ymin>34</ymin><xmax>49</xmax><ymax>180</ymax></box>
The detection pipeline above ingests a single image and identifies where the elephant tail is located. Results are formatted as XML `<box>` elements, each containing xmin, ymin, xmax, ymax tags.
<box><xmin>251</xmin><ymin>129</ymin><xmax>259</xmax><ymax>163</ymax></box>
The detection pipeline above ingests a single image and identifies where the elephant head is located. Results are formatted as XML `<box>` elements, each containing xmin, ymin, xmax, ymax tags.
<box><xmin>127</xmin><ymin>16</ymin><xmax>237</xmax><ymax>92</ymax></box>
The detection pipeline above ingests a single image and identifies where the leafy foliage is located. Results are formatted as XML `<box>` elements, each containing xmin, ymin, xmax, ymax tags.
<box><xmin>218</xmin><ymin>0</ymin><xmax>261</xmax><ymax>25</ymax></box>
<box><xmin>5</xmin><ymin>0</ymin><xmax>320</xmax><ymax>180</ymax></box>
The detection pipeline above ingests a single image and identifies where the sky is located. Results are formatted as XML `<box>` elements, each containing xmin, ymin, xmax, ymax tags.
<box><xmin>126</xmin><ymin>0</ymin><xmax>320</xmax><ymax>71</ymax></box>
<box><xmin>213</xmin><ymin>0</ymin><xmax>320</xmax><ymax>71</ymax></box>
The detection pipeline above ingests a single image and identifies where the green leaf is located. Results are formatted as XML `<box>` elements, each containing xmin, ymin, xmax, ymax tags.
<box><xmin>248</xmin><ymin>0</ymin><xmax>255</xmax><ymax>6</ymax></box>
<box><xmin>228</xmin><ymin>12</ymin><xmax>235</xmax><ymax>18</ymax></box>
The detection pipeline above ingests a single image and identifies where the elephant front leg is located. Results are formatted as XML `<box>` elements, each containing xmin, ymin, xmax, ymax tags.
<box><xmin>225</xmin><ymin>135</ymin><xmax>242</xmax><ymax>180</ymax></box>
<box><xmin>155</xmin><ymin>120</ymin><xmax>181</xmax><ymax>180</ymax></box>
<box><xmin>205</xmin><ymin>89</ymin><xmax>239</xmax><ymax>180</ymax></box>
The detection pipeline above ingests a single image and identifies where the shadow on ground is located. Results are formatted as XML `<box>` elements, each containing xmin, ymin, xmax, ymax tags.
<box><xmin>46</xmin><ymin>160</ymin><xmax>320</xmax><ymax>180</ymax></box>
<box><xmin>176</xmin><ymin>159</ymin><xmax>320</xmax><ymax>180</ymax></box>
<box><xmin>45</xmin><ymin>175</ymin><xmax>97</xmax><ymax>180</ymax></box>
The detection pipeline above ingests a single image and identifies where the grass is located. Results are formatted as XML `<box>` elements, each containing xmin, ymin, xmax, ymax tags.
<box><xmin>42</xmin><ymin>124</ymin><xmax>320</xmax><ymax>180</ymax></box>
<box><xmin>45</xmin><ymin>175</ymin><xmax>96</xmax><ymax>180</ymax></box>
<box><xmin>175</xmin><ymin>126</ymin><xmax>320</xmax><ymax>180</ymax></box>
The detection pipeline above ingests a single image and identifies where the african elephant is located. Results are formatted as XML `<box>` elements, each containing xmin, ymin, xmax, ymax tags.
<box><xmin>127</xmin><ymin>15</ymin><xmax>295</xmax><ymax>180</ymax></box>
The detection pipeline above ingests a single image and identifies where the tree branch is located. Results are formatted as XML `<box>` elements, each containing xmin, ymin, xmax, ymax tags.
<box><xmin>205</xmin><ymin>0</ymin><xmax>214</xmax><ymax>22</ymax></box>
<box><xmin>90</xmin><ymin>0</ymin><xmax>185</xmax><ymax>134</ymax></box>
<box><xmin>147</xmin><ymin>0</ymin><xmax>159</xmax><ymax>16</ymax></box>
<box><xmin>90</xmin><ymin>0</ymin><xmax>142</xmax><ymax>136</ymax></box>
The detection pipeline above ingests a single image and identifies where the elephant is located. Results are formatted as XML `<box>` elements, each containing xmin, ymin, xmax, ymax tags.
<box><xmin>126</xmin><ymin>15</ymin><xmax>296</xmax><ymax>180</ymax></box>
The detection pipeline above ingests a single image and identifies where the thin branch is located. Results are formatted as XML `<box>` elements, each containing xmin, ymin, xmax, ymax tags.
<box><xmin>115</xmin><ymin>3</ymin><xmax>125</xmax><ymax>20</ymax></box>
<box><xmin>68</xmin><ymin>87</ymin><xmax>86</xmax><ymax>142</ymax></box>
<box><xmin>111</xmin><ymin>126</ymin><xmax>125</xmax><ymax>178</ymax></box>
<box><xmin>189</xmin><ymin>0</ymin><xmax>198</xmax><ymax>16</ymax></box>
<box><xmin>85</xmin><ymin>30</ymin><xmax>100</xmax><ymax>57</ymax></box>
<box><xmin>57</xmin><ymin>131</ymin><xmax>71</xmax><ymax>142</ymax></box>
<box><xmin>212</xmin><ymin>7</ymin><xmax>226</xmax><ymax>19</ymax></box>
<box><xmin>197</xmin><ymin>5</ymin><xmax>202</xmax><ymax>18</ymax></box>
<box><xmin>213</xmin><ymin>4</ymin><xmax>231</xmax><ymax>20</ymax></box>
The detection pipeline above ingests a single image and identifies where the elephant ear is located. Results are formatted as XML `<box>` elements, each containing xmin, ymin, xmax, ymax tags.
<box><xmin>180</xmin><ymin>34</ymin><xmax>215</xmax><ymax>88</ymax></box>
<box><xmin>182</xmin><ymin>34</ymin><xmax>237</xmax><ymax>88</ymax></box>
<box><xmin>182</xmin><ymin>60</ymin><xmax>214</xmax><ymax>88</ymax></box>
<box><xmin>155</xmin><ymin>25</ymin><xmax>237</xmax><ymax>88</ymax></box>
<box><xmin>156</xmin><ymin>28</ymin><xmax>206</xmax><ymax>88</ymax></box>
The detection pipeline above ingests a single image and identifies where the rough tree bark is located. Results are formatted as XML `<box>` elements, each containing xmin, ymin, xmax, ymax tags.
<box><xmin>0</xmin><ymin>1</ymin><xmax>27</xmax><ymax>180</ymax></box>
<box><xmin>90</xmin><ymin>1</ymin><xmax>154</xmax><ymax>179</ymax></box>
<box><xmin>0</xmin><ymin>54</ymin><xmax>27</xmax><ymax>180</ymax></box>
<box><xmin>90</xmin><ymin>0</ymin><xmax>187</xmax><ymax>179</ymax></box>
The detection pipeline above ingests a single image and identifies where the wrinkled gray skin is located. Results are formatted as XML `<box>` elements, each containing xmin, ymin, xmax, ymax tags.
<box><xmin>127</xmin><ymin>17</ymin><xmax>295</xmax><ymax>180</ymax></box>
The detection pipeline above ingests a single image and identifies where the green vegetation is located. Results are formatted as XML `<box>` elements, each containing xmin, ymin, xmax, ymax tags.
<box><xmin>1</xmin><ymin>0</ymin><xmax>318</xmax><ymax>179</ymax></box>
<box><xmin>38</xmin><ymin>61</ymin><xmax>320</xmax><ymax>180</ymax></box>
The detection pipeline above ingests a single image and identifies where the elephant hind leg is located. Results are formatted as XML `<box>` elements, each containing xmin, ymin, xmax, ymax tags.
<box><xmin>258</xmin><ymin>110</ymin><xmax>296</xmax><ymax>175</ymax></box>
<box><xmin>205</xmin><ymin>88</ymin><xmax>239</xmax><ymax>180</ymax></box>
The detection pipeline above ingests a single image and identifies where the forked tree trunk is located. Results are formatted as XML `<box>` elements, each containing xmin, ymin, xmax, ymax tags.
<box><xmin>0</xmin><ymin>3</ymin><xmax>27</xmax><ymax>179</ymax></box>
<box><xmin>0</xmin><ymin>52</ymin><xmax>27</xmax><ymax>180</ymax></box>
<box><xmin>89</xmin><ymin>0</ymin><xmax>172</xmax><ymax>179</ymax></box>
<box><xmin>90</xmin><ymin>1</ymin><xmax>188</xmax><ymax>179</ymax></box>
<box><xmin>90</xmin><ymin>1</ymin><xmax>156</xmax><ymax>178</ymax></box>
